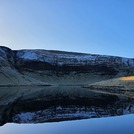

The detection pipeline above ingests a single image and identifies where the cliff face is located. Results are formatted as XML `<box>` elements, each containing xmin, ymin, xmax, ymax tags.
<box><xmin>0</xmin><ymin>46</ymin><xmax>134</xmax><ymax>85</ymax></box>
<box><xmin>0</xmin><ymin>47</ymin><xmax>47</xmax><ymax>86</ymax></box>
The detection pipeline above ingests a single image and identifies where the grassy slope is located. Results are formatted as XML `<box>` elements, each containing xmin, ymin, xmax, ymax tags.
<box><xmin>0</xmin><ymin>66</ymin><xmax>49</xmax><ymax>86</ymax></box>
<box><xmin>87</xmin><ymin>76</ymin><xmax>134</xmax><ymax>90</ymax></box>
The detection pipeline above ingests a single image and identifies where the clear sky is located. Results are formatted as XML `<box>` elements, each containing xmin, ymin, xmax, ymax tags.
<box><xmin>0</xmin><ymin>0</ymin><xmax>133</xmax><ymax>58</ymax></box>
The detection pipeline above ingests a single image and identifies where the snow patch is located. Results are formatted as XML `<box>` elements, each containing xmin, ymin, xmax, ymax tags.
<box><xmin>18</xmin><ymin>51</ymin><xmax>38</xmax><ymax>60</ymax></box>
<box><xmin>16</xmin><ymin>50</ymin><xmax>134</xmax><ymax>67</ymax></box>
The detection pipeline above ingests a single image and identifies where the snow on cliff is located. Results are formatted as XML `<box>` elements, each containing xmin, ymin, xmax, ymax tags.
<box><xmin>16</xmin><ymin>49</ymin><xmax>134</xmax><ymax>67</ymax></box>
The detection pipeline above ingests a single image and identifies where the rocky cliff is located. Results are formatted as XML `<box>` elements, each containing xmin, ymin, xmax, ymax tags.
<box><xmin>0</xmin><ymin>46</ymin><xmax>134</xmax><ymax>86</ymax></box>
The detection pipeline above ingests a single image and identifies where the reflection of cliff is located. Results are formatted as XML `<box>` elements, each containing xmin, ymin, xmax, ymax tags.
<box><xmin>12</xmin><ymin>103</ymin><xmax>134</xmax><ymax>124</ymax></box>
<box><xmin>0</xmin><ymin>86</ymin><xmax>134</xmax><ymax>126</ymax></box>
<box><xmin>0</xmin><ymin>46</ymin><xmax>134</xmax><ymax>86</ymax></box>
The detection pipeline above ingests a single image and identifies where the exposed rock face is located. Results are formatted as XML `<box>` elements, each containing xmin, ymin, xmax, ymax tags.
<box><xmin>0</xmin><ymin>46</ymin><xmax>134</xmax><ymax>85</ymax></box>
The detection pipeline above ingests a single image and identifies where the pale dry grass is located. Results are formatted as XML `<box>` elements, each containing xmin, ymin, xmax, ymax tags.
<box><xmin>87</xmin><ymin>76</ymin><xmax>134</xmax><ymax>90</ymax></box>
<box><xmin>119</xmin><ymin>76</ymin><xmax>134</xmax><ymax>81</ymax></box>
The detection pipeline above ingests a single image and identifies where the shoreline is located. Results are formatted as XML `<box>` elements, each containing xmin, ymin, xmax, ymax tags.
<box><xmin>0</xmin><ymin>84</ymin><xmax>52</xmax><ymax>87</ymax></box>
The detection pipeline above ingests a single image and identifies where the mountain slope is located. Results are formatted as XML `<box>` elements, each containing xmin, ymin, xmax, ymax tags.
<box><xmin>0</xmin><ymin>46</ymin><xmax>134</xmax><ymax>86</ymax></box>
<box><xmin>86</xmin><ymin>76</ymin><xmax>134</xmax><ymax>92</ymax></box>
<box><xmin>0</xmin><ymin>47</ymin><xmax>48</xmax><ymax>86</ymax></box>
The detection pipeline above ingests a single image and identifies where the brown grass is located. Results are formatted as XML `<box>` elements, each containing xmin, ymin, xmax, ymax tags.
<box><xmin>119</xmin><ymin>76</ymin><xmax>134</xmax><ymax>81</ymax></box>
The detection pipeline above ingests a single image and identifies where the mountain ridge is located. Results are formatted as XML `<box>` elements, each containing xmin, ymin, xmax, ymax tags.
<box><xmin>0</xmin><ymin>46</ymin><xmax>134</xmax><ymax>86</ymax></box>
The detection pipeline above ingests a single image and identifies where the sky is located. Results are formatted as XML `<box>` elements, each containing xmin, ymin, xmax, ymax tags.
<box><xmin>0</xmin><ymin>0</ymin><xmax>134</xmax><ymax>58</ymax></box>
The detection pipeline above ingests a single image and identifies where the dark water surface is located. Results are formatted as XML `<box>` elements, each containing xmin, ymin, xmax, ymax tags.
<box><xmin>0</xmin><ymin>86</ymin><xmax>134</xmax><ymax>133</ymax></box>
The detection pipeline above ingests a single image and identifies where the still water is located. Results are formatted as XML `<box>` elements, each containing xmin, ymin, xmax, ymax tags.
<box><xmin>0</xmin><ymin>86</ymin><xmax>134</xmax><ymax>134</ymax></box>
<box><xmin>1</xmin><ymin>114</ymin><xmax>134</xmax><ymax>134</ymax></box>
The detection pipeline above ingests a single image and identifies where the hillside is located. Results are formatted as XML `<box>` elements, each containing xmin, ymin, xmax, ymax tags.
<box><xmin>86</xmin><ymin>76</ymin><xmax>134</xmax><ymax>91</ymax></box>
<box><xmin>0</xmin><ymin>46</ymin><xmax>134</xmax><ymax>86</ymax></box>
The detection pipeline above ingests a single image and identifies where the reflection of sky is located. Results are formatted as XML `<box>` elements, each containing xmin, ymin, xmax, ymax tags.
<box><xmin>1</xmin><ymin>114</ymin><xmax>134</xmax><ymax>134</ymax></box>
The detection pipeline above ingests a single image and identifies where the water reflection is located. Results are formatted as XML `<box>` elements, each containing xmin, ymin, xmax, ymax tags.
<box><xmin>1</xmin><ymin>114</ymin><xmax>134</xmax><ymax>134</ymax></box>
<box><xmin>0</xmin><ymin>86</ymin><xmax>134</xmax><ymax>126</ymax></box>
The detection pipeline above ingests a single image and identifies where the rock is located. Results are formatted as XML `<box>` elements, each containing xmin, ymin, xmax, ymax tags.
<box><xmin>0</xmin><ymin>46</ymin><xmax>134</xmax><ymax>86</ymax></box>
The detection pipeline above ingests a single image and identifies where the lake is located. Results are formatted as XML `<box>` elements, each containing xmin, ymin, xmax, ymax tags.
<box><xmin>0</xmin><ymin>86</ymin><xmax>134</xmax><ymax>134</ymax></box>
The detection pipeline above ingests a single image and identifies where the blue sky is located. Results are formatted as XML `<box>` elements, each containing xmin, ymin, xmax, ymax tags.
<box><xmin>0</xmin><ymin>0</ymin><xmax>133</xmax><ymax>58</ymax></box>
